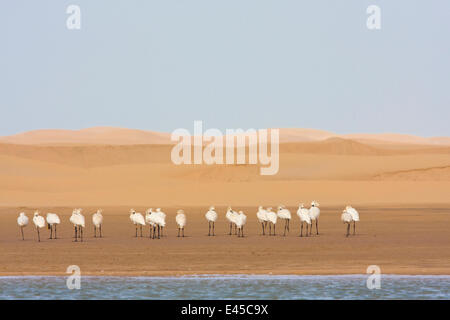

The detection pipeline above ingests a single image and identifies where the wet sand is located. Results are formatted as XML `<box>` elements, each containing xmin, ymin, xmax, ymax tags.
<box><xmin>1</xmin><ymin>205</ymin><xmax>449</xmax><ymax>276</ymax></box>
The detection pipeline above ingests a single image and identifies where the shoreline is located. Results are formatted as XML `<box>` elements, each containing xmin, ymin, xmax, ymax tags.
<box><xmin>1</xmin><ymin>268</ymin><xmax>450</xmax><ymax>277</ymax></box>
<box><xmin>1</xmin><ymin>273</ymin><xmax>450</xmax><ymax>278</ymax></box>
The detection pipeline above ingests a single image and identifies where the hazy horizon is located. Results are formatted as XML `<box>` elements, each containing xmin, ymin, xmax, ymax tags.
<box><xmin>2</xmin><ymin>1</ymin><xmax>450</xmax><ymax>137</ymax></box>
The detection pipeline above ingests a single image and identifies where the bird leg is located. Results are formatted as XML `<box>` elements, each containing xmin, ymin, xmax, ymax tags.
<box><xmin>208</xmin><ymin>221</ymin><xmax>211</xmax><ymax>236</ymax></box>
<box><xmin>300</xmin><ymin>222</ymin><xmax>303</xmax><ymax>237</ymax></box>
<box><xmin>135</xmin><ymin>225</ymin><xmax>138</xmax><ymax>238</ymax></box>
<box><xmin>94</xmin><ymin>226</ymin><xmax>97</xmax><ymax>238</ymax></box>
<box><xmin>316</xmin><ymin>220</ymin><xmax>319</xmax><ymax>235</ymax></box>
<box><xmin>182</xmin><ymin>227</ymin><xmax>185</xmax><ymax>237</ymax></box>
<box><xmin>177</xmin><ymin>228</ymin><xmax>180</xmax><ymax>237</ymax></box>
<box><xmin>74</xmin><ymin>226</ymin><xmax>78</xmax><ymax>242</ymax></box>
<box><xmin>261</xmin><ymin>222</ymin><xmax>265</xmax><ymax>236</ymax></box>
<box><xmin>80</xmin><ymin>227</ymin><xmax>83</xmax><ymax>242</ymax></box>
<box><xmin>140</xmin><ymin>225</ymin><xmax>143</xmax><ymax>238</ymax></box>
<box><xmin>212</xmin><ymin>222</ymin><xmax>215</xmax><ymax>236</ymax></box>
<box><xmin>273</xmin><ymin>224</ymin><xmax>276</xmax><ymax>236</ymax></box>
<box><xmin>37</xmin><ymin>228</ymin><xmax>40</xmax><ymax>242</ymax></box>
<box><xmin>242</xmin><ymin>226</ymin><xmax>244</xmax><ymax>237</ymax></box>
<box><xmin>21</xmin><ymin>226</ymin><xmax>24</xmax><ymax>240</ymax></box>
<box><xmin>54</xmin><ymin>225</ymin><xmax>57</xmax><ymax>239</ymax></box>
<box><xmin>353</xmin><ymin>221</ymin><xmax>356</xmax><ymax>235</ymax></box>
<box><xmin>346</xmin><ymin>223</ymin><xmax>350</xmax><ymax>237</ymax></box>
<box><xmin>229</xmin><ymin>223</ymin><xmax>232</xmax><ymax>235</ymax></box>
<box><xmin>49</xmin><ymin>225</ymin><xmax>53</xmax><ymax>239</ymax></box>
<box><xmin>157</xmin><ymin>225</ymin><xmax>160</xmax><ymax>239</ymax></box>
<box><xmin>100</xmin><ymin>225</ymin><xmax>102</xmax><ymax>238</ymax></box>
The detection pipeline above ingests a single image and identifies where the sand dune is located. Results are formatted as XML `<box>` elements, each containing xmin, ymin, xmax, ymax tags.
<box><xmin>0</xmin><ymin>132</ymin><xmax>448</xmax><ymax>207</ymax></box>
<box><xmin>1</xmin><ymin>127</ymin><xmax>449</xmax><ymax>146</ymax></box>
<box><xmin>0</xmin><ymin>127</ymin><xmax>172</xmax><ymax>145</ymax></box>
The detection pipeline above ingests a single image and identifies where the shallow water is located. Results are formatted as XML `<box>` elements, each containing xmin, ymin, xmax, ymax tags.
<box><xmin>0</xmin><ymin>275</ymin><xmax>448</xmax><ymax>299</ymax></box>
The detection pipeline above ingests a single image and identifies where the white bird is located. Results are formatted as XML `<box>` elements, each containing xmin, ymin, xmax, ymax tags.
<box><xmin>155</xmin><ymin>208</ymin><xmax>166</xmax><ymax>238</ymax></box>
<box><xmin>92</xmin><ymin>209</ymin><xmax>103</xmax><ymax>238</ymax></box>
<box><xmin>46</xmin><ymin>213</ymin><xmax>61</xmax><ymax>239</ymax></box>
<box><xmin>176</xmin><ymin>209</ymin><xmax>187</xmax><ymax>237</ymax></box>
<box><xmin>277</xmin><ymin>205</ymin><xmax>292</xmax><ymax>236</ymax></box>
<box><xmin>345</xmin><ymin>205</ymin><xmax>360</xmax><ymax>235</ymax></box>
<box><xmin>266</xmin><ymin>207</ymin><xmax>278</xmax><ymax>236</ymax></box>
<box><xmin>145</xmin><ymin>208</ymin><xmax>156</xmax><ymax>238</ymax></box>
<box><xmin>256</xmin><ymin>206</ymin><xmax>268</xmax><ymax>235</ymax></box>
<box><xmin>309</xmin><ymin>201</ymin><xmax>321</xmax><ymax>235</ymax></box>
<box><xmin>32</xmin><ymin>211</ymin><xmax>45</xmax><ymax>242</ymax></box>
<box><xmin>70</xmin><ymin>208</ymin><xmax>85</xmax><ymax>242</ymax></box>
<box><xmin>296</xmin><ymin>203</ymin><xmax>311</xmax><ymax>237</ymax></box>
<box><xmin>235</xmin><ymin>211</ymin><xmax>247</xmax><ymax>237</ymax></box>
<box><xmin>17</xmin><ymin>212</ymin><xmax>29</xmax><ymax>240</ymax></box>
<box><xmin>226</xmin><ymin>207</ymin><xmax>239</xmax><ymax>235</ymax></box>
<box><xmin>341</xmin><ymin>209</ymin><xmax>353</xmax><ymax>237</ymax></box>
<box><xmin>205</xmin><ymin>206</ymin><xmax>218</xmax><ymax>236</ymax></box>
<box><xmin>129</xmin><ymin>209</ymin><xmax>145</xmax><ymax>237</ymax></box>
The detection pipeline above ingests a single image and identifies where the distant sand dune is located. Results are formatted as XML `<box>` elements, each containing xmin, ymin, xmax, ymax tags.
<box><xmin>0</xmin><ymin>127</ymin><xmax>449</xmax><ymax>206</ymax></box>
<box><xmin>0</xmin><ymin>127</ymin><xmax>172</xmax><ymax>145</ymax></box>
<box><xmin>1</xmin><ymin>127</ymin><xmax>449</xmax><ymax>146</ymax></box>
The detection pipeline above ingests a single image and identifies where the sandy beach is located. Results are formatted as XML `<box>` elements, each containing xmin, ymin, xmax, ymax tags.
<box><xmin>1</xmin><ymin>205</ymin><xmax>450</xmax><ymax>276</ymax></box>
<box><xmin>0</xmin><ymin>128</ymin><xmax>449</xmax><ymax>276</ymax></box>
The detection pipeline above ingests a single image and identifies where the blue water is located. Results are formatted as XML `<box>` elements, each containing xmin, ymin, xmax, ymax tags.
<box><xmin>0</xmin><ymin>275</ymin><xmax>448</xmax><ymax>299</ymax></box>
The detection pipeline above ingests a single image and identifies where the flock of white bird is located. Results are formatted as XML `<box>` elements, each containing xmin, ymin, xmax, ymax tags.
<box><xmin>16</xmin><ymin>202</ymin><xmax>360</xmax><ymax>242</ymax></box>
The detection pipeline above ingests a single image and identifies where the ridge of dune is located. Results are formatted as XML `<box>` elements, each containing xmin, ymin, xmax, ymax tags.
<box><xmin>0</xmin><ymin>127</ymin><xmax>172</xmax><ymax>145</ymax></box>
<box><xmin>278</xmin><ymin>128</ymin><xmax>450</xmax><ymax>146</ymax></box>
<box><xmin>0</xmin><ymin>127</ymin><xmax>449</xmax><ymax>146</ymax></box>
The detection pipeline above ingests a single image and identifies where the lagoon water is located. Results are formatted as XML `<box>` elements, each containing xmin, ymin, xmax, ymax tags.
<box><xmin>0</xmin><ymin>275</ymin><xmax>449</xmax><ymax>300</ymax></box>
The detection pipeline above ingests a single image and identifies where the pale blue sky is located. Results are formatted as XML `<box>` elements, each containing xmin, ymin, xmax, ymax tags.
<box><xmin>1</xmin><ymin>1</ymin><xmax>449</xmax><ymax>136</ymax></box>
